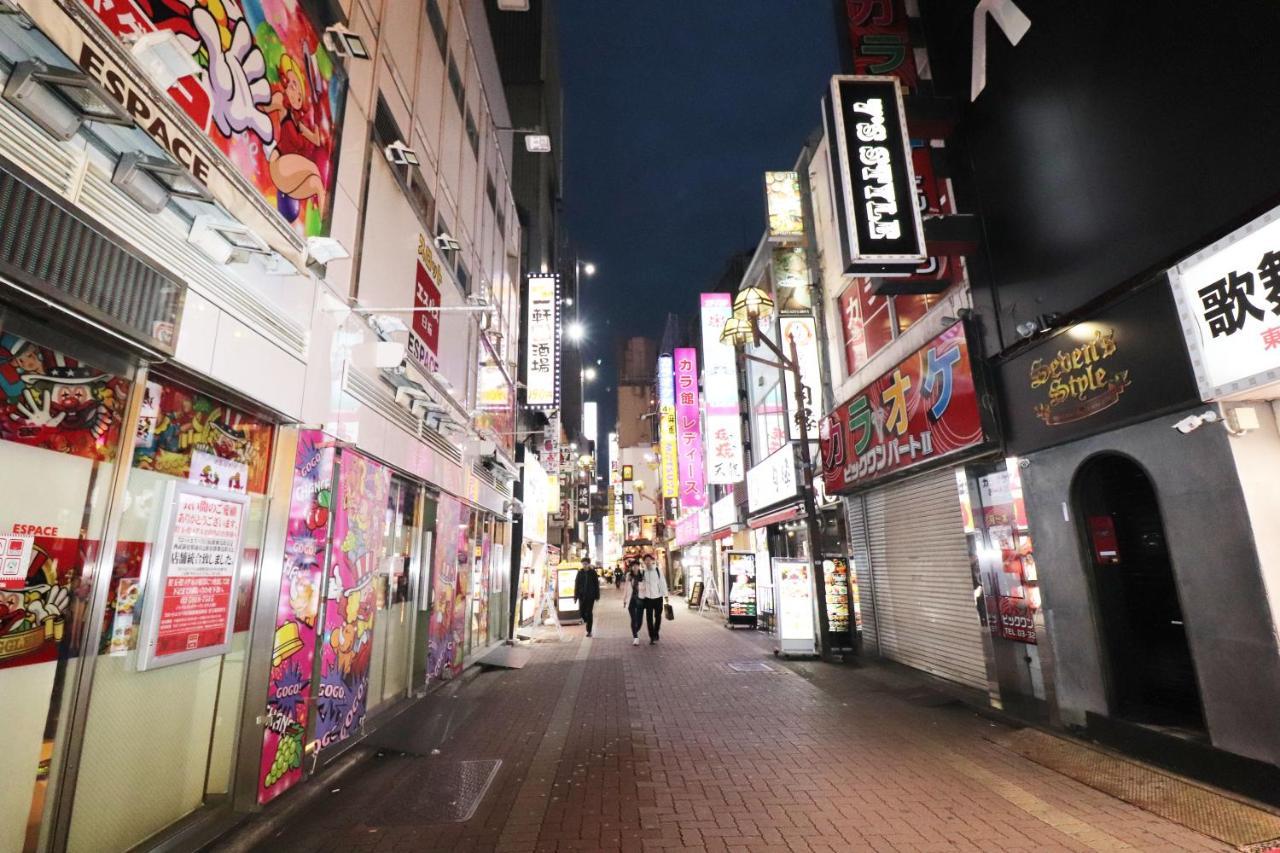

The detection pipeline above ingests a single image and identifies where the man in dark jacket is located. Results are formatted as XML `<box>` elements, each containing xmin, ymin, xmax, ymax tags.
<box><xmin>573</xmin><ymin>559</ymin><xmax>601</xmax><ymax>637</ymax></box>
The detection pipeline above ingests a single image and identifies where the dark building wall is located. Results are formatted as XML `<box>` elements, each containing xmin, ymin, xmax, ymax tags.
<box><xmin>1021</xmin><ymin>410</ymin><xmax>1280</xmax><ymax>765</ymax></box>
<box><xmin>920</xmin><ymin>0</ymin><xmax>1280</xmax><ymax>354</ymax></box>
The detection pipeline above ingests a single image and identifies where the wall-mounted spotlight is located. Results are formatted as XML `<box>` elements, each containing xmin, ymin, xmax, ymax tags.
<box><xmin>3</xmin><ymin>60</ymin><xmax>132</xmax><ymax>141</ymax></box>
<box><xmin>129</xmin><ymin>30</ymin><xmax>201</xmax><ymax>90</ymax></box>
<box><xmin>305</xmin><ymin>235</ymin><xmax>350</xmax><ymax>265</ymax></box>
<box><xmin>188</xmin><ymin>215</ymin><xmax>271</xmax><ymax>264</ymax></box>
<box><xmin>384</xmin><ymin>140</ymin><xmax>419</xmax><ymax>167</ymax></box>
<box><xmin>113</xmin><ymin>152</ymin><xmax>213</xmax><ymax>213</ymax></box>
<box><xmin>524</xmin><ymin>134</ymin><xmax>552</xmax><ymax>153</ymax></box>
<box><xmin>323</xmin><ymin>24</ymin><xmax>370</xmax><ymax>60</ymax></box>
<box><xmin>435</xmin><ymin>232</ymin><xmax>461</xmax><ymax>253</ymax></box>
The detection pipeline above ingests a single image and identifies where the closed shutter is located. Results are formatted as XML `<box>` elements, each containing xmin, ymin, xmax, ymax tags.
<box><xmin>864</xmin><ymin>469</ymin><xmax>987</xmax><ymax>689</ymax></box>
<box><xmin>843</xmin><ymin>495</ymin><xmax>877</xmax><ymax>654</ymax></box>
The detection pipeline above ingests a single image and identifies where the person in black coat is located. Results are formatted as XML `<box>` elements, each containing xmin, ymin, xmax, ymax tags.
<box><xmin>573</xmin><ymin>558</ymin><xmax>601</xmax><ymax>637</ymax></box>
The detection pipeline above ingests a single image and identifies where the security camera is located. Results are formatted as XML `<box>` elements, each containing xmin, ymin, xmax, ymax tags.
<box><xmin>435</xmin><ymin>232</ymin><xmax>461</xmax><ymax>253</ymax></box>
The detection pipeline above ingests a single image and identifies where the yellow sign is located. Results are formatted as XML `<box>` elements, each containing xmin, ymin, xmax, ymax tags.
<box><xmin>1028</xmin><ymin>328</ymin><xmax>1130</xmax><ymax>425</ymax></box>
<box><xmin>659</xmin><ymin>406</ymin><xmax>679</xmax><ymax>499</ymax></box>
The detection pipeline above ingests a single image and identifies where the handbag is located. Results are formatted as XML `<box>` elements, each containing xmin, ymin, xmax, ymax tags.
<box><xmin>664</xmin><ymin>601</ymin><xmax>675</xmax><ymax>621</ymax></box>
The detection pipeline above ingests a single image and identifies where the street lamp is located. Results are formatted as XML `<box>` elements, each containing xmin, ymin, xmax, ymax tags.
<box><xmin>721</xmin><ymin>286</ymin><xmax>833</xmax><ymax>661</ymax></box>
<box><xmin>566</xmin><ymin>321</ymin><xmax>585</xmax><ymax>342</ymax></box>
<box><xmin>581</xmin><ymin>261</ymin><xmax>596</xmax><ymax>277</ymax></box>
<box><xmin>582</xmin><ymin>366</ymin><xmax>597</xmax><ymax>381</ymax></box>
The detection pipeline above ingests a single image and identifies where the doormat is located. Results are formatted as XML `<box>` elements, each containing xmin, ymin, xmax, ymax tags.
<box><xmin>991</xmin><ymin>728</ymin><xmax>1280</xmax><ymax>849</ymax></box>
<box><xmin>366</xmin><ymin>759</ymin><xmax>502</xmax><ymax>824</ymax></box>
<box><xmin>727</xmin><ymin>660</ymin><xmax>775</xmax><ymax>673</ymax></box>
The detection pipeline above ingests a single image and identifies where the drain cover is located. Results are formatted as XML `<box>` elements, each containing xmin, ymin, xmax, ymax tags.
<box><xmin>727</xmin><ymin>661</ymin><xmax>774</xmax><ymax>672</ymax></box>
<box><xmin>367</xmin><ymin>759</ymin><xmax>501</xmax><ymax>825</ymax></box>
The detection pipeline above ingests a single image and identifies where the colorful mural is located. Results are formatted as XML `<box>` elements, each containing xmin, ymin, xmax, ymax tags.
<box><xmin>428</xmin><ymin>496</ymin><xmax>473</xmax><ymax>680</ymax></box>
<box><xmin>259</xmin><ymin>430</ymin><xmax>333</xmax><ymax>803</ymax></box>
<box><xmin>86</xmin><ymin>0</ymin><xmax>348</xmax><ymax>238</ymax></box>
<box><xmin>315</xmin><ymin>450</ymin><xmax>389</xmax><ymax>750</ymax></box>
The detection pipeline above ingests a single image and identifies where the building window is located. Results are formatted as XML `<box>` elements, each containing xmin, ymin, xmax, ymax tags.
<box><xmin>485</xmin><ymin>175</ymin><xmax>503</xmax><ymax>235</ymax></box>
<box><xmin>447</xmin><ymin>58</ymin><xmax>465</xmax><ymax>112</ymax></box>
<box><xmin>425</xmin><ymin>0</ymin><xmax>447</xmax><ymax>58</ymax></box>
<box><xmin>373</xmin><ymin>98</ymin><xmax>435</xmax><ymax>233</ymax></box>
<box><xmin>465</xmin><ymin>110</ymin><xmax>479</xmax><ymax>157</ymax></box>
<box><xmin>457</xmin><ymin>258</ymin><xmax>470</xmax><ymax>291</ymax></box>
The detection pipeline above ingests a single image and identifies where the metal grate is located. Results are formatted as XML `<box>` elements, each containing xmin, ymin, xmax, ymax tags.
<box><xmin>727</xmin><ymin>660</ymin><xmax>775</xmax><ymax>673</ymax></box>
<box><xmin>0</xmin><ymin>162</ymin><xmax>183</xmax><ymax>353</ymax></box>
<box><xmin>367</xmin><ymin>758</ymin><xmax>501</xmax><ymax>824</ymax></box>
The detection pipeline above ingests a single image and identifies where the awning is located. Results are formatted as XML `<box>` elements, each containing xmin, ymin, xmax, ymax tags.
<box><xmin>709</xmin><ymin>527</ymin><xmax>734</xmax><ymax>541</ymax></box>
<box><xmin>748</xmin><ymin>504</ymin><xmax>806</xmax><ymax>529</ymax></box>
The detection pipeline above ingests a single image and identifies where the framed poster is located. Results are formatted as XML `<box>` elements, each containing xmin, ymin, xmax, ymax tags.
<box><xmin>822</xmin><ymin>558</ymin><xmax>853</xmax><ymax>648</ymax></box>
<box><xmin>725</xmin><ymin>551</ymin><xmax>757</xmax><ymax>628</ymax></box>
<box><xmin>774</xmin><ymin>558</ymin><xmax>816</xmax><ymax>656</ymax></box>
<box><xmin>137</xmin><ymin>483</ymin><xmax>249</xmax><ymax>671</ymax></box>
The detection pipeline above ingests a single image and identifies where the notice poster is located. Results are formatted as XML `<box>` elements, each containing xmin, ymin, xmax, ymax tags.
<box><xmin>259</xmin><ymin>430</ymin><xmax>333</xmax><ymax>804</ymax></box>
<box><xmin>822</xmin><ymin>558</ymin><xmax>851</xmax><ymax>636</ymax></box>
<box><xmin>316</xmin><ymin>451</ymin><xmax>391</xmax><ymax>750</ymax></box>
<box><xmin>774</xmin><ymin>558</ymin><xmax>815</xmax><ymax>654</ymax></box>
<box><xmin>726</xmin><ymin>551</ymin><xmax>757</xmax><ymax>627</ymax></box>
<box><xmin>138</xmin><ymin>486</ymin><xmax>247</xmax><ymax>670</ymax></box>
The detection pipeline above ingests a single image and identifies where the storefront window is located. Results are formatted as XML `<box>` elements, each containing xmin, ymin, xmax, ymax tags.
<box><xmin>0</xmin><ymin>328</ymin><xmax>133</xmax><ymax>853</ymax></box>
<box><xmin>487</xmin><ymin>521</ymin><xmax>507</xmax><ymax>646</ymax></box>
<box><xmin>68</xmin><ymin>378</ymin><xmax>275</xmax><ymax>853</ymax></box>
<box><xmin>839</xmin><ymin>279</ymin><xmax>894</xmax><ymax>375</ymax></box>
<box><xmin>367</xmin><ymin>477</ymin><xmax>420</xmax><ymax>715</ymax></box>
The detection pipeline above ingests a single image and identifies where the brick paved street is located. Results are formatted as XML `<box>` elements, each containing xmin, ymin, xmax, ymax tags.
<box><xmin>246</xmin><ymin>588</ymin><xmax>1228</xmax><ymax>852</ymax></box>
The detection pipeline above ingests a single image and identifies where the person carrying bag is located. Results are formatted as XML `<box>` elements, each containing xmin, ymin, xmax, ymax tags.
<box><xmin>638</xmin><ymin>554</ymin><xmax>669</xmax><ymax>645</ymax></box>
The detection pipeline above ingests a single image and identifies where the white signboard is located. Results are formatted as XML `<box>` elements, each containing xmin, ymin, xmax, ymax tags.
<box><xmin>1170</xmin><ymin>206</ymin><xmax>1280</xmax><ymax>399</ymax></box>
<box><xmin>712</xmin><ymin>491</ymin><xmax>737</xmax><ymax>530</ymax></box>
<box><xmin>774</xmin><ymin>558</ymin><xmax>816</xmax><ymax>655</ymax></box>
<box><xmin>137</xmin><ymin>484</ymin><xmax>248</xmax><ymax>671</ymax></box>
<box><xmin>700</xmin><ymin>293</ymin><xmax>745</xmax><ymax>483</ymax></box>
<box><xmin>523</xmin><ymin>453</ymin><xmax>550</xmax><ymax>544</ymax></box>
<box><xmin>746</xmin><ymin>444</ymin><xmax>798</xmax><ymax>514</ymax></box>
<box><xmin>525</xmin><ymin>275</ymin><xmax>560</xmax><ymax>408</ymax></box>
<box><xmin>779</xmin><ymin>316</ymin><xmax>824</xmax><ymax>440</ymax></box>
<box><xmin>188</xmin><ymin>449</ymin><xmax>248</xmax><ymax>494</ymax></box>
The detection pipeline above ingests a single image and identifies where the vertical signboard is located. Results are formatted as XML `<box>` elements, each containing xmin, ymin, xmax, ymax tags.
<box><xmin>699</xmin><ymin>294</ymin><xmax>746</xmax><ymax>483</ymax></box>
<box><xmin>525</xmin><ymin>275</ymin><xmax>560</xmax><ymax>409</ymax></box>
<box><xmin>822</xmin><ymin>75</ymin><xmax>926</xmax><ymax>276</ymax></box>
<box><xmin>726</xmin><ymin>551</ymin><xmax>757</xmax><ymax>628</ymax></box>
<box><xmin>409</xmin><ymin>236</ymin><xmax>443</xmax><ymax>373</ymax></box>
<box><xmin>774</xmin><ymin>558</ymin><xmax>816</xmax><ymax>655</ymax></box>
<box><xmin>582</xmin><ymin>401</ymin><xmax>599</xmax><ymax>456</ymax></box>
<box><xmin>765</xmin><ymin>171</ymin><xmax>805</xmax><ymax>242</ymax></box>
<box><xmin>673</xmin><ymin>348</ymin><xmax>707</xmax><ymax>508</ymax></box>
<box><xmin>260</xmin><ymin>430</ymin><xmax>334</xmax><ymax>803</ymax></box>
<box><xmin>523</xmin><ymin>453</ymin><xmax>549</xmax><ymax>544</ymax></box>
<box><xmin>316</xmin><ymin>451</ymin><xmax>391</xmax><ymax>750</ymax></box>
<box><xmin>779</xmin><ymin>316</ymin><xmax>824</xmax><ymax>441</ymax></box>
<box><xmin>657</xmin><ymin>355</ymin><xmax>679</xmax><ymax>499</ymax></box>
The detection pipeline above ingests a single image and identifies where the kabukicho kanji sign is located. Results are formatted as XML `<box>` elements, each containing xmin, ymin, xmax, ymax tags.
<box><xmin>673</xmin><ymin>348</ymin><xmax>706</xmax><ymax>508</ymax></box>
<box><xmin>820</xmin><ymin>323</ymin><xmax>986</xmax><ymax>493</ymax></box>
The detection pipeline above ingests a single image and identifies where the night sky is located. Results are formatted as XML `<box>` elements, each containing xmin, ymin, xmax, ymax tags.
<box><xmin>558</xmin><ymin>1</ymin><xmax>842</xmax><ymax>441</ymax></box>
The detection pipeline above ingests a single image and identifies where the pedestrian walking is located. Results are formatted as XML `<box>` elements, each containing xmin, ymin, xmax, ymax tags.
<box><xmin>573</xmin><ymin>558</ymin><xmax>601</xmax><ymax>637</ymax></box>
<box><xmin>622</xmin><ymin>560</ymin><xmax>645</xmax><ymax>645</ymax></box>
<box><xmin>639</xmin><ymin>554</ymin><xmax>668</xmax><ymax>645</ymax></box>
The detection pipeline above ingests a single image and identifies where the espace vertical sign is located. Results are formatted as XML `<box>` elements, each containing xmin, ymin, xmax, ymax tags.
<box><xmin>823</xmin><ymin>75</ymin><xmax>927</xmax><ymax>276</ymax></box>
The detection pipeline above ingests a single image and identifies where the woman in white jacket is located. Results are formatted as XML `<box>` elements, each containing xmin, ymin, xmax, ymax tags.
<box><xmin>638</xmin><ymin>554</ymin><xmax>668</xmax><ymax>645</ymax></box>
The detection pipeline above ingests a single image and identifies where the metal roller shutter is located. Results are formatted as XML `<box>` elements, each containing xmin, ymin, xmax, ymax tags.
<box><xmin>843</xmin><ymin>495</ymin><xmax>877</xmax><ymax>655</ymax></box>
<box><xmin>862</xmin><ymin>469</ymin><xmax>988</xmax><ymax>689</ymax></box>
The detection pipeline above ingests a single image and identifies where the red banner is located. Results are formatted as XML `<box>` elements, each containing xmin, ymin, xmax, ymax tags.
<box><xmin>846</xmin><ymin>0</ymin><xmax>917</xmax><ymax>90</ymax></box>
<box><xmin>820</xmin><ymin>323</ymin><xmax>986</xmax><ymax>493</ymax></box>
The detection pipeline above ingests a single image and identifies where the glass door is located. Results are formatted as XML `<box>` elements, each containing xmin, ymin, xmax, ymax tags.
<box><xmin>367</xmin><ymin>477</ymin><xmax>421</xmax><ymax>714</ymax></box>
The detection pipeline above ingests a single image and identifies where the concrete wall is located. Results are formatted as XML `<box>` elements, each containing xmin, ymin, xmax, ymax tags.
<box><xmin>1021</xmin><ymin>408</ymin><xmax>1280</xmax><ymax>765</ymax></box>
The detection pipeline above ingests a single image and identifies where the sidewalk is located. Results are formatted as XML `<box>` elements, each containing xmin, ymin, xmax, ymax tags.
<box><xmin>230</xmin><ymin>587</ymin><xmax>1233</xmax><ymax>852</ymax></box>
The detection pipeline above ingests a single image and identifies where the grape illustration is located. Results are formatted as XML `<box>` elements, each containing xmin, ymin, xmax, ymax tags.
<box><xmin>264</xmin><ymin>729</ymin><xmax>303</xmax><ymax>787</ymax></box>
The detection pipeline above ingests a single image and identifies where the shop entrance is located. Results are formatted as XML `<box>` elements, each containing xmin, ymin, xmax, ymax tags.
<box><xmin>1073</xmin><ymin>454</ymin><xmax>1204</xmax><ymax>730</ymax></box>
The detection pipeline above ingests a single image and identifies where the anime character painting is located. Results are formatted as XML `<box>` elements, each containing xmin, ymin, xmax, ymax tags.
<box><xmin>84</xmin><ymin>0</ymin><xmax>347</xmax><ymax>238</ymax></box>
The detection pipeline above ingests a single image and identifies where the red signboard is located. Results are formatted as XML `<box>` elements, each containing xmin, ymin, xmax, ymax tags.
<box><xmin>410</xmin><ymin>258</ymin><xmax>442</xmax><ymax>373</ymax></box>
<box><xmin>846</xmin><ymin>0</ymin><xmax>917</xmax><ymax>90</ymax></box>
<box><xmin>820</xmin><ymin>323</ymin><xmax>986</xmax><ymax>493</ymax></box>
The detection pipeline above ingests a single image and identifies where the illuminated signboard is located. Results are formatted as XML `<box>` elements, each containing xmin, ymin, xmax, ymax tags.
<box><xmin>699</xmin><ymin>294</ymin><xmax>745</xmax><ymax>483</ymax></box>
<box><xmin>523</xmin><ymin>453</ymin><xmax>549</xmax><ymax>544</ymax></box>
<box><xmin>779</xmin><ymin>316</ymin><xmax>824</xmax><ymax>441</ymax></box>
<box><xmin>765</xmin><ymin>171</ymin><xmax>805</xmax><ymax>242</ymax></box>
<box><xmin>673</xmin><ymin>348</ymin><xmax>707</xmax><ymax>508</ymax></box>
<box><xmin>747</xmin><ymin>444</ymin><xmax>798</xmax><ymax>514</ymax></box>
<box><xmin>822</xmin><ymin>75</ymin><xmax>926</xmax><ymax>276</ymax></box>
<box><xmin>657</xmin><ymin>355</ymin><xmax>679</xmax><ymax>499</ymax></box>
<box><xmin>525</xmin><ymin>275</ymin><xmax>560</xmax><ymax>409</ymax></box>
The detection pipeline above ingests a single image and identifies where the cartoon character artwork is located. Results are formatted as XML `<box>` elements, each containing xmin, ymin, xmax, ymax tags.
<box><xmin>0</xmin><ymin>542</ymin><xmax>77</xmax><ymax>668</ymax></box>
<box><xmin>260</xmin><ymin>430</ymin><xmax>334</xmax><ymax>804</ymax></box>
<box><xmin>0</xmin><ymin>336</ymin><xmax>129</xmax><ymax>463</ymax></box>
<box><xmin>84</xmin><ymin>0</ymin><xmax>348</xmax><ymax>238</ymax></box>
<box><xmin>314</xmin><ymin>451</ymin><xmax>389</xmax><ymax>751</ymax></box>
<box><xmin>427</xmin><ymin>496</ymin><xmax>463</xmax><ymax>680</ymax></box>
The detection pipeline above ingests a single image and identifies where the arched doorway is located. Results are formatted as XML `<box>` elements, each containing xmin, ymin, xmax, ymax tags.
<box><xmin>1073</xmin><ymin>453</ymin><xmax>1205</xmax><ymax>730</ymax></box>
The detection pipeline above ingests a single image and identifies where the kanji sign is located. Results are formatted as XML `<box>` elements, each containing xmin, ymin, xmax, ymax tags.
<box><xmin>525</xmin><ymin>275</ymin><xmax>560</xmax><ymax>409</ymax></box>
<box><xmin>820</xmin><ymin>323</ymin><xmax>986</xmax><ymax>493</ymax></box>
<box><xmin>700</xmin><ymin>294</ymin><xmax>745</xmax><ymax>483</ymax></box>
<box><xmin>780</xmin><ymin>317</ymin><xmax>824</xmax><ymax>441</ymax></box>
<box><xmin>822</xmin><ymin>76</ymin><xmax>927</xmax><ymax>276</ymax></box>
<box><xmin>673</xmin><ymin>348</ymin><xmax>707</xmax><ymax>508</ymax></box>
<box><xmin>1171</xmin><ymin>205</ymin><xmax>1280</xmax><ymax>399</ymax></box>
<box><xmin>657</xmin><ymin>356</ymin><xmax>679</xmax><ymax>499</ymax></box>
<box><xmin>408</xmin><ymin>236</ymin><xmax>443</xmax><ymax>373</ymax></box>
<box><xmin>747</xmin><ymin>444</ymin><xmax>799</xmax><ymax>514</ymax></box>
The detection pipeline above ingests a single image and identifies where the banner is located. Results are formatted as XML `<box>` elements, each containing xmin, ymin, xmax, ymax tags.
<box><xmin>85</xmin><ymin>0</ymin><xmax>348</xmax><ymax>240</ymax></box>
<box><xmin>820</xmin><ymin>323</ymin><xmax>986</xmax><ymax>493</ymax></box>
<box><xmin>699</xmin><ymin>294</ymin><xmax>745</xmax><ymax>483</ymax></box>
<box><xmin>428</xmin><ymin>496</ymin><xmax>471</xmax><ymax>679</ymax></box>
<box><xmin>779</xmin><ymin>316</ymin><xmax>823</xmax><ymax>441</ymax></box>
<box><xmin>316</xmin><ymin>451</ymin><xmax>390</xmax><ymax>750</ymax></box>
<box><xmin>260</xmin><ymin>430</ymin><xmax>333</xmax><ymax>803</ymax></box>
<box><xmin>673</xmin><ymin>348</ymin><xmax>706</xmax><ymax>508</ymax></box>
<box><xmin>657</xmin><ymin>355</ymin><xmax>679</xmax><ymax>499</ymax></box>
<box><xmin>525</xmin><ymin>275</ymin><xmax>560</xmax><ymax>409</ymax></box>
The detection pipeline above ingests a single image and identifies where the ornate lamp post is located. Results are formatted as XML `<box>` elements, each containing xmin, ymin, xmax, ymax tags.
<box><xmin>721</xmin><ymin>286</ymin><xmax>833</xmax><ymax>661</ymax></box>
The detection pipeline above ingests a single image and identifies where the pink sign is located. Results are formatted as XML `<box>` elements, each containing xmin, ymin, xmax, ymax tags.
<box><xmin>674</xmin><ymin>348</ymin><xmax>707</xmax><ymax>508</ymax></box>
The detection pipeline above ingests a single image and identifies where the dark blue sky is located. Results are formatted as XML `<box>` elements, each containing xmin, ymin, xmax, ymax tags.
<box><xmin>558</xmin><ymin>1</ymin><xmax>842</xmax><ymax>439</ymax></box>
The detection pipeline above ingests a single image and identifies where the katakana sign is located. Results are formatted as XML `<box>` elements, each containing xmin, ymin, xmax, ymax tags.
<box><xmin>1171</xmin><ymin>205</ymin><xmax>1280</xmax><ymax>399</ymax></box>
<box><xmin>673</xmin><ymin>348</ymin><xmax>707</xmax><ymax>508</ymax></box>
<box><xmin>820</xmin><ymin>323</ymin><xmax>985</xmax><ymax>493</ymax></box>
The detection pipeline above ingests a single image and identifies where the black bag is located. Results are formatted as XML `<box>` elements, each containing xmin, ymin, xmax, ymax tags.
<box><xmin>664</xmin><ymin>601</ymin><xmax>675</xmax><ymax>621</ymax></box>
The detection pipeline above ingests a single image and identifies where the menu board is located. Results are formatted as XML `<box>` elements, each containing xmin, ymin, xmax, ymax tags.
<box><xmin>138</xmin><ymin>484</ymin><xmax>248</xmax><ymax>670</ymax></box>
<box><xmin>823</xmin><ymin>558</ymin><xmax>851</xmax><ymax>638</ymax></box>
<box><xmin>726</xmin><ymin>551</ymin><xmax>757</xmax><ymax>627</ymax></box>
<box><xmin>688</xmin><ymin>581</ymin><xmax>705</xmax><ymax>609</ymax></box>
<box><xmin>556</xmin><ymin>565</ymin><xmax>581</xmax><ymax>621</ymax></box>
<box><xmin>774</xmin><ymin>558</ymin><xmax>815</xmax><ymax>655</ymax></box>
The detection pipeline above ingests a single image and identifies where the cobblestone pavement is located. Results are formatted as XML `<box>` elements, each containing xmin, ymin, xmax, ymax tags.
<box><xmin>249</xmin><ymin>588</ymin><xmax>1227</xmax><ymax>852</ymax></box>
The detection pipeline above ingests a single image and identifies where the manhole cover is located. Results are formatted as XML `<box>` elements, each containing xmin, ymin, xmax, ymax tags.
<box><xmin>367</xmin><ymin>759</ymin><xmax>501</xmax><ymax>824</ymax></box>
<box><xmin>727</xmin><ymin>661</ymin><xmax>774</xmax><ymax>673</ymax></box>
